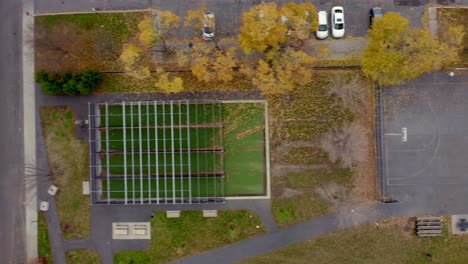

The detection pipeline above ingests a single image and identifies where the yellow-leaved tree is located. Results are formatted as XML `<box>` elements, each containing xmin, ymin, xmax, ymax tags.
<box><xmin>184</xmin><ymin>2</ymin><xmax>207</xmax><ymax>31</ymax></box>
<box><xmin>245</xmin><ymin>49</ymin><xmax>314</xmax><ymax>94</ymax></box>
<box><xmin>138</xmin><ymin>16</ymin><xmax>157</xmax><ymax>46</ymax></box>
<box><xmin>119</xmin><ymin>11</ymin><xmax>185</xmax><ymax>92</ymax></box>
<box><xmin>155</xmin><ymin>68</ymin><xmax>184</xmax><ymax>93</ymax></box>
<box><xmin>119</xmin><ymin>44</ymin><xmax>151</xmax><ymax>79</ymax></box>
<box><xmin>155</xmin><ymin>10</ymin><xmax>180</xmax><ymax>51</ymax></box>
<box><xmin>239</xmin><ymin>2</ymin><xmax>288</xmax><ymax>54</ymax></box>
<box><xmin>280</xmin><ymin>2</ymin><xmax>318</xmax><ymax>43</ymax></box>
<box><xmin>362</xmin><ymin>12</ymin><xmax>464</xmax><ymax>86</ymax></box>
<box><xmin>190</xmin><ymin>46</ymin><xmax>237</xmax><ymax>82</ymax></box>
<box><xmin>239</xmin><ymin>2</ymin><xmax>318</xmax><ymax>54</ymax></box>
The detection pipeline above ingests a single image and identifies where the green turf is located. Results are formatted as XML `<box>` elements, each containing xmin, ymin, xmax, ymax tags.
<box><xmin>102</xmin><ymin>177</ymin><xmax>223</xmax><ymax>199</ymax></box>
<box><xmin>98</xmin><ymin>102</ymin><xmax>267</xmax><ymax>200</ymax></box>
<box><xmin>102</xmin><ymin>152</ymin><xmax>223</xmax><ymax>175</ymax></box>
<box><xmin>223</xmin><ymin>103</ymin><xmax>265</xmax><ymax>195</ymax></box>
<box><xmin>38</xmin><ymin>212</ymin><xmax>53</xmax><ymax>264</ymax></box>
<box><xmin>101</xmin><ymin>127</ymin><xmax>221</xmax><ymax>151</ymax></box>
<box><xmin>100</xmin><ymin>103</ymin><xmax>222</xmax><ymax>127</ymax></box>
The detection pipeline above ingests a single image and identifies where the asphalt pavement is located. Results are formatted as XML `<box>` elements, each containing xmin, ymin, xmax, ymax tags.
<box><xmin>33</xmin><ymin>0</ymin><xmax>434</xmax><ymax>38</ymax></box>
<box><xmin>0</xmin><ymin>0</ymin><xmax>26</xmax><ymax>262</ymax></box>
<box><xmin>380</xmin><ymin>72</ymin><xmax>468</xmax><ymax>211</ymax></box>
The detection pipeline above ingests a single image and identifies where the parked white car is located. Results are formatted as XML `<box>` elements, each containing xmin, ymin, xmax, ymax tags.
<box><xmin>331</xmin><ymin>6</ymin><xmax>345</xmax><ymax>38</ymax></box>
<box><xmin>316</xmin><ymin>11</ymin><xmax>328</xmax><ymax>39</ymax></box>
<box><xmin>202</xmin><ymin>12</ymin><xmax>215</xmax><ymax>40</ymax></box>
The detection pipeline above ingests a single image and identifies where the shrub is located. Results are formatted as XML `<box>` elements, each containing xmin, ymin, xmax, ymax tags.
<box><xmin>35</xmin><ymin>70</ymin><xmax>102</xmax><ymax>96</ymax></box>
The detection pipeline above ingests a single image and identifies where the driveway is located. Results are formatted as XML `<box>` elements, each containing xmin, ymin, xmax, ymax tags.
<box><xmin>379</xmin><ymin>71</ymin><xmax>468</xmax><ymax>211</ymax></box>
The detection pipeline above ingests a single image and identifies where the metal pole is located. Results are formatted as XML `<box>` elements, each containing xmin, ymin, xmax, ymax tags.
<box><xmin>170</xmin><ymin>101</ymin><xmax>176</xmax><ymax>203</ymax></box>
<box><xmin>187</xmin><ymin>100</ymin><xmax>192</xmax><ymax>203</ymax></box>
<box><xmin>130</xmin><ymin>102</ymin><xmax>135</xmax><ymax>204</ymax></box>
<box><xmin>154</xmin><ymin>101</ymin><xmax>159</xmax><ymax>204</ymax></box>
<box><xmin>123</xmin><ymin>102</ymin><xmax>128</xmax><ymax>204</ymax></box>
<box><xmin>147</xmin><ymin>101</ymin><xmax>151</xmax><ymax>204</ymax></box>
<box><xmin>105</xmin><ymin>103</ymin><xmax>110</xmax><ymax>204</ymax></box>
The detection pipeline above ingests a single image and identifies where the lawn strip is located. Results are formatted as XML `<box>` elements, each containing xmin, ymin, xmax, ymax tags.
<box><xmin>40</xmin><ymin>107</ymin><xmax>90</xmax><ymax>238</ymax></box>
<box><xmin>114</xmin><ymin>210</ymin><xmax>264</xmax><ymax>264</ymax></box>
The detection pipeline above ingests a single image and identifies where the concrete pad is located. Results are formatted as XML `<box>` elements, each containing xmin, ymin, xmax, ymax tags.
<box><xmin>82</xmin><ymin>181</ymin><xmax>90</xmax><ymax>195</ymax></box>
<box><xmin>451</xmin><ymin>215</ymin><xmax>468</xmax><ymax>235</ymax></box>
<box><xmin>112</xmin><ymin>222</ymin><xmax>150</xmax><ymax>240</ymax></box>
<box><xmin>47</xmin><ymin>185</ymin><xmax>58</xmax><ymax>196</ymax></box>
<box><xmin>39</xmin><ymin>201</ymin><xmax>49</xmax><ymax>212</ymax></box>
<box><xmin>380</xmin><ymin>72</ymin><xmax>468</xmax><ymax>208</ymax></box>
<box><xmin>166</xmin><ymin>210</ymin><xmax>181</xmax><ymax>218</ymax></box>
<box><xmin>203</xmin><ymin>210</ymin><xmax>218</xmax><ymax>217</ymax></box>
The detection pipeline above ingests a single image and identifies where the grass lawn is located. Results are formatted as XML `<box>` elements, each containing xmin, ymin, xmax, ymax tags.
<box><xmin>100</xmin><ymin>103</ymin><xmax>223</xmax><ymax>128</ymax></box>
<box><xmin>38</xmin><ymin>212</ymin><xmax>53</xmax><ymax>264</ymax></box>
<box><xmin>102</xmin><ymin>177</ymin><xmax>223</xmax><ymax>199</ymax></box>
<box><xmin>282</xmin><ymin>147</ymin><xmax>331</xmax><ymax>165</ymax></box>
<box><xmin>268</xmin><ymin>71</ymin><xmax>374</xmax><ymax>226</ymax></box>
<box><xmin>114</xmin><ymin>210</ymin><xmax>264</xmax><ymax>264</ymax></box>
<box><xmin>102</xmin><ymin>152</ymin><xmax>222</xmax><ymax>175</ymax></box>
<box><xmin>223</xmin><ymin>103</ymin><xmax>265</xmax><ymax>196</ymax></box>
<box><xmin>272</xmin><ymin>169</ymin><xmax>352</xmax><ymax>227</ymax></box>
<box><xmin>101</xmin><ymin>127</ymin><xmax>221</xmax><ymax>151</ymax></box>
<box><xmin>66</xmin><ymin>250</ymin><xmax>101</xmax><ymax>264</ymax></box>
<box><xmin>242</xmin><ymin>217</ymin><xmax>468</xmax><ymax>264</ymax></box>
<box><xmin>40</xmin><ymin>107</ymin><xmax>90</xmax><ymax>238</ymax></box>
<box><xmin>437</xmin><ymin>8</ymin><xmax>468</xmax><ymax>67</ymax></box>
<box><xmin>268</xmin><ymin>73</ymin><xmax>354</xmax><ymax>142</ymax></box>
<box><xmin>35</xmin><ymin>13</ymin><xmax>145</xmax><ymax>72</ymax></box>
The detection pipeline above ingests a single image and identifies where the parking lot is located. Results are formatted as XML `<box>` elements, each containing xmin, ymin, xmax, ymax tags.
<box><xmin>380</xmin><ymin>72</ymin><xmax>468</xmax><ymax>210</ymax></box>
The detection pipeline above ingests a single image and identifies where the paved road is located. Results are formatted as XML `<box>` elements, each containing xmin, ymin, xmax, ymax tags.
<box><xmin>34</xmin><ymin>0</ymin><xmax>437</xmax><ymax>38</ymax></box>
<box><xmin>0</xmin><ymin>0</ymin><xmax>26</xmax><ymax>263</ymax></box>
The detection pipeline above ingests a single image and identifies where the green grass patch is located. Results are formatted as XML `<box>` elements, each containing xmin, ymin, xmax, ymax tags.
<box><xmin>114</xmin><ymin>210</ymin><xmax>264</xmax><ymax>264</ymax></box>
<box><xmin>102</xmin><ymin>177</ymin><xmax>223</xmax><ymax>199</ymax></box>
<box><xmin>102</xmin><ymin>152</ymin><xmax>222</xmax><ymax>175</ymax></box>
<box><xmin>38</xmin><ymin>212</ymin><xmax>53</xmax><ymax>264</ymax></box>
<box><xmin>40</xmin><ymin>107</ymin><xmax>90</xmax><ymax>238</ymax></box>
<box><xmin>242</xmin><ymin>217</ymin><xmax>468</xmax><ymax>264</ymax></box>
<box><xmin>97</xmin><ymin>102</ymin><xmax>267</xmax><ymax>199</ymax></box>
<box><xmin>66</xmin><ymin>250</ymin><xmax>101</xmax><ymax>264</ymax></box>
<box><xmin>437</xmin><ymin>8</ymin><xmax>468</xmax><ymax>67</ymax></box>
<box><xmin>282</xmin><ymin>147</ymin><xmax>331</xmax><ymax>165</ymax></box>
<box><xmin>100</xmin><ymin>103</ymin><xmax>222</xmax><ymax>127</ymax></box>
<box><xmin>223</xmin><ymin>103</ymin><xmax>265</xmax><ymax>196</ymax></box>
<box><xmin>101</xmin><ymin>127</ymin><xmax>221</xmax><ymax>151</ymax></box>
<box><xmin>272</xmin><ymin>169</ymin><xmax>352</xmax><ymax>227</ymax></box>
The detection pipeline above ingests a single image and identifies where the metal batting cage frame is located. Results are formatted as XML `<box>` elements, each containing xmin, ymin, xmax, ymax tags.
<box><xmin>88</xmin><ymin>100</ymin><xmax>225</xmax><ymax>204</ymax></box>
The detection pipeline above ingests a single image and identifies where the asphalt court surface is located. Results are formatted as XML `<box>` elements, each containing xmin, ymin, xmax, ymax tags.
<box><xmin>381</xmin><ymin>72</ymin><xmax>468</xmax><ymax>205</ymax></box>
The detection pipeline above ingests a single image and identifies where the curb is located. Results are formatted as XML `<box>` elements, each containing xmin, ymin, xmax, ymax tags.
<box><xmin>23</xmin><ymin>0</ymin><xmax>38</xmax><ymax>261</ymax></box>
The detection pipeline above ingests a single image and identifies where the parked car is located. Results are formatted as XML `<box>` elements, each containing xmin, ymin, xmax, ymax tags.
<box><xmin>202</xmin><ymin>12</ymin><xmax>215</xmax><ymax>40</ymax></box>
<box><xmin>369</xmin><ymin>7</ymin><xmax>384</xmax><ymax>27</ymax></box>
<box><xmin>331</xmin><ymin>6</ymin><xmax>345</xmax><ymax>38</ymax></box>
<box><xmin>316</xmin><ymin>11</ymin><xmax>328</xmax><ymax>39</ymax></box>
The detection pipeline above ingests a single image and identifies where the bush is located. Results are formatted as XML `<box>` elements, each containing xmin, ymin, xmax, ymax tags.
<box><xmin>35</xmin><ymin>70</ymin><xmax>102</xmax><ymax>96</ymax></box>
